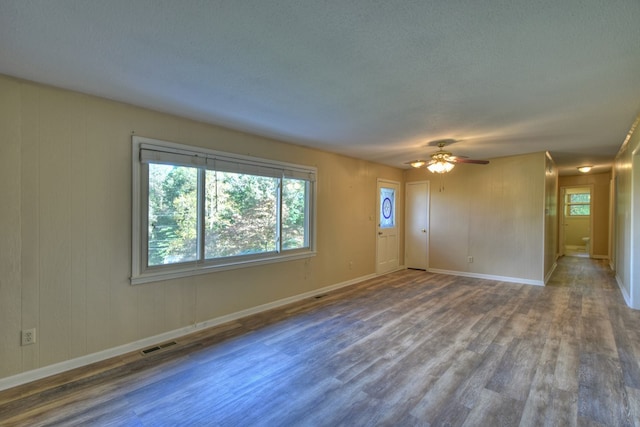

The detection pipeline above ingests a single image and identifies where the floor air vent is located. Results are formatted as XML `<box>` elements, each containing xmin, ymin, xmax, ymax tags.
<box><xmin>141</xmin><ymin>341</ymin><xmax>177</xmax><ymax>355</ymax></box>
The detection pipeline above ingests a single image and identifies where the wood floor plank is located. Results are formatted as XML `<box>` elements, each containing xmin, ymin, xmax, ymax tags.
<box><xmin>554</xmin><ymin>335</ymin><xmax>581</xmax><ymax>393</ymax></box>
<box><xmin>519</xmin><ymin>314</ymin><xmax>563</xmax><ymax>425</ymax></box>
<box><xmin>1</xmin><ymin>256</ymin><xmax>639</xmax><ymax>426</ymax></box>
<box><xmin>466</xmin><ymin>315</ymin><xmax>508</xmax><ymax>353</ymax></box>
<box><xmin>547</xmin><ymin>387</ymin><xmax>579</xmax><ymax>427</ymax></box>
<box><xmin>626</xmin><ymin>386</ymin><xmax>640</xmax><ymax>427</ymax></box>
<box><xmin>455</xmin><ymin>343</ymin><xmax>509</xmax><ymax>409</ymax></box>
<box><xmin>461</xmin><ymin>388</ymin><xmax>525</xmax><ymax>427</ymax></box>
<box><xmin>609</xmin><ymin>306</ymin><xmax>640</xmax><ymax>389</ymax></box>
<box><xmin>578</xmin><ymin>352</ymin><xmax>634</xmax><ymax>426</ymax></box>
<box><xmin>409</xmin><ymin>349</ymin><xmax>483</xmax><ymax>420</ymax></box>
<box><xmin>581</xmin><ymin>316</ymin><xmax>619</xmax><ymax>358</ymax></box>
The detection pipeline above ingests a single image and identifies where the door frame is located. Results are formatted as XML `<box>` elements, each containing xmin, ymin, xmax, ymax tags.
<box><xmin>405</xmin><ymin>180</ymin><xmax>430</xmax><ymax>270</ymax></box>
<box><xmin>376</xmin><ymin>178</ymin><xmax>401</xmax><ymax>274</ymax></box>
<box><xmin>559</xmin><ymin>184</ymin><xmax>594</xmax><ymax>257</ymax></box>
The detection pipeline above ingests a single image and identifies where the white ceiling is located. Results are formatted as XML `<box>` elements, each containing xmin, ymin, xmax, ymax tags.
<box><xmin>1</xmin><ymin>1</ymin><xmax>639</xmax><ymax>175</ymax></box>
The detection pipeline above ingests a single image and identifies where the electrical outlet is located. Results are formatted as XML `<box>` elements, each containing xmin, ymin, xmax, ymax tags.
<box><xmin>21</xmin><ymin>328</ymin><xmax>36</xmax><ymax>346</ymax></box>
<box><xmin>468</xmin><ymin>256</ymin><xmax>474</xmax><ymax>263</ymax></box>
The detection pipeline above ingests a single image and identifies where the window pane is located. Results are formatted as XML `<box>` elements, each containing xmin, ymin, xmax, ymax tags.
<box><xmin>569</xmin><ymin>205</ymin><xmax>590</xmax><ymax>216</ymax></box>
<box><xmin>282</xmin><ymin>178</ymin><xmax>308</xmax><ymax>250</ymax></box>
<box><xmin>380</xmin><ymin>187</ymin><xmax>395</xmax><ymax>228</ymax></box>
<box><xmin>205</xmin><ymin>171</ymin><xmax>278</xmax><ymax>258</ymax></box>
<box><xmin>148</xmin><ymin>164</ymin><xmax>198</xmax><ymax>266</ymax></box>
<box><xmin>569</xmin><ymin>193</ymin><xmax>590</xmax><ymax>203</ymax></box>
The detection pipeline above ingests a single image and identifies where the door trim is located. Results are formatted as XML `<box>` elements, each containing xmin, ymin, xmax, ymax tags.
<box><xmin>559</xmin><ymin>184</ymin><xmax>594</xmax><ymax>257</ymax></box>
<box><xmin>376</xmin><ymin>178</ymin><xmax>401</xmax><ymax>274</ymax></box>
<box><xmin>405</xmin><ymin>180</ymin><xmax>430</xmax><ymax>270</ymax></box>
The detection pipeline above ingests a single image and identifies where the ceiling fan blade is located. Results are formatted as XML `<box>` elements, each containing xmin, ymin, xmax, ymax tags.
<box><xmin>405</xmin><ymin>140</ymin><xmax>489</xmax><ymax>168</ymax></box>
<box><xmin>404</xmin><ymin>160</ymin><xmax>429</xmax><ymax>168</ymax></box>
<box><xmin>425</xmin><ymin>138</ymin><xmax>461</xmax><ymax>147</ymax></box>
<box><xmin>452</xmin><ymin>158</ymin><xmax>490</xmax><ymax>164</ymax></box>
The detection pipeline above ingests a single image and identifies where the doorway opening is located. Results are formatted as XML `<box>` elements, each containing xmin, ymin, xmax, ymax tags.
<box><xmin>560</xmin><ymin>185</ymin><xmax>593</xmax><ymax>258</ymax></box>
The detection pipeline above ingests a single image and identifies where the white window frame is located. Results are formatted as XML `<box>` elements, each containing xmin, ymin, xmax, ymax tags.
<box><xmin>131</xmin><ymin>136</ymin><xmax>317</xmax><ymax>285</ymax></box>
<box><xmin>565</xmin><ymin>192</ymin><xmax>591</xmax><ymax>217</ymax></box>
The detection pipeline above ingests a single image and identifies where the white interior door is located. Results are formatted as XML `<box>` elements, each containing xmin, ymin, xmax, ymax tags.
<box><xmin>376</xmin><ymin>179</ymin><xmax>400</xmax><ymax>274</ymax></box>
<box><xmin>405</xmin><ymin>181</ymin><xmax>429</xmax><ymax>270</ymax></box>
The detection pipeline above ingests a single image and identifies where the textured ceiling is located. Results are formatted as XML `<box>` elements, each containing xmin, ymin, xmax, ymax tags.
<box><xmin>1</xmin><ymin>0</ymin><xmax>639</xmax><ymax>175</ymax></box>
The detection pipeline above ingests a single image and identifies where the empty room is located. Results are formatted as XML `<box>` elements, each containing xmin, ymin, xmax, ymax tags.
<box><xmin>1</xmin><ymin>1</ymin><xmax>640</xmax><ymax>425</ymax></box>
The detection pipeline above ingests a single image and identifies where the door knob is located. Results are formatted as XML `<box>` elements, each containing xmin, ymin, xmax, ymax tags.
<box><xmin>421</xmin><ymin>229</ymin><xmax>426</xmax><ymax>233</ymax></box>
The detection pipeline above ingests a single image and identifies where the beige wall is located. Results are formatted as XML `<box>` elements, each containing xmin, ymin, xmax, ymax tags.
<box><xmin>0</xmin><ymin>71</ymin><xmax>565</xmax><ymax>381</ymax></box>
<box><xmin>564</xmin><ymin>216</ymin><xmax>590</xmax><ymax>246</ymax></box>
<box><xmin>0</xmin><ymin>74</ymin><xmax>403</xmax><ymax>379</ymax></box>
<box><xmin>558</xmin><ymin>172</ymin><xmax>611</xmax><ymax>258</ymax></box>
<box><xmin>405</xmin><ymin>151</ymin><xmax>550</xmax><ymax>283</ymax></box>
<box><xmin>613</xmin><ymin>115</ymin><xmax>640</xmax><ymax>308</ymax></box>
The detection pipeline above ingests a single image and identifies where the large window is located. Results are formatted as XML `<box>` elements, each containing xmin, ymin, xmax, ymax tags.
<box><xmin>132</xmin><ymin>136</ymin><xmax>316</xmax><ymax>284</ymax></box>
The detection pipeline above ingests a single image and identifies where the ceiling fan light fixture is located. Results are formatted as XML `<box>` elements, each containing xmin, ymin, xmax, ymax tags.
<box><xmin>577</xmin><ymin>165</ymin><xmax>592</xmax><ymax>173</ymax></box>
<box><xmin>427</xmin><ymin>161</ymin><xmax>455</xmax><ymax>174</ymax></box>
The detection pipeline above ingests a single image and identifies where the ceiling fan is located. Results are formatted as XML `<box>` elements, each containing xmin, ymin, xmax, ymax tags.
<box><xmin>406</xmin><ymin>141</ymin><xmax>489</xmax><ymax>173</ymax></box>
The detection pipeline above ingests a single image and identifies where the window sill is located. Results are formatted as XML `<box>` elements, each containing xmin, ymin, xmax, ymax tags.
<box><xmin>131</xmin><ymin>251</ymin><xmax>317</xmax><ymax>285</ymax></box>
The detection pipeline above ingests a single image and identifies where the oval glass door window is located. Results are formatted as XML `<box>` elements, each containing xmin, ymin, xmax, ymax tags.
<box><xmin>380</xmin><ymin>187</ymin><xmax>395</xmax><ymax>228</ymax></box>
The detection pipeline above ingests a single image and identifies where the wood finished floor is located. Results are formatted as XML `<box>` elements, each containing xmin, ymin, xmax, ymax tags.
<box><xmin>1</xmin><ymin>256</ymin><xmax>639</xmax><ymax>426</ymax></box>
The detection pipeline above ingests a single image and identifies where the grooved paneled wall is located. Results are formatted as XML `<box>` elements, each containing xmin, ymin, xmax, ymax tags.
<box><xmin>0</xmin><ymin>74</ymin><xmax>403</xmax><ymax>380</ymax></box>
<box><xmin>405</xmin><ymin>152</ymin><xmax>556</xmax><ymax>284</ymax></box>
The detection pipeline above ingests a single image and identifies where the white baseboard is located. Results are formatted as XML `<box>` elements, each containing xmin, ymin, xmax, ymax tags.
<box><xmin>427</xmin><ymin>268</ymin><xmax>545</xmax><ymax>286</ymax></box>
<box><xmin>0</xmin><ymin>272</ymin><xmax>379</xmax><ymax>392</ymax></box>
<box><xmin>616</xmin><ymin>273</ymin><xmax>632</xmax><ymax>308</ymax></box>
<box><xmin>544</xmin><ymin>262</ymin><xmax>558</xmax><ymax>285</ymax></box>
